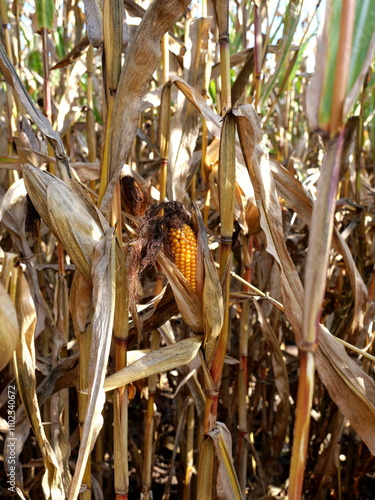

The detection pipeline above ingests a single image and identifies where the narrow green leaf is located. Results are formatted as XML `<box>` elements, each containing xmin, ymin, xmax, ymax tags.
<box><xmin>348</xmin><ymin>0</ymin><xmax>375</xmax><ymax>91</ymax></box>
<box><xmin>35</xmin><ymin>0</ymin><xmax>54</xmax><ymax>30</ymax></box>
<box><xmin>261</xmin><ymin>0</ymin><xmax>304</xmax><ymax>105</ymax></box>
<box><xmin>318</xmin><ymin>0</ymin><xmax>342</xmax><ymax>128</ymax></box>
<box><xmin>344</xmin><ymin>0</ymin><xmax>375</xmax><ymax>115</ymax></box>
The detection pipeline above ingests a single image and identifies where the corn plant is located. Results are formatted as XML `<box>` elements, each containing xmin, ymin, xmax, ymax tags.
<box><xmin>0</xmin><ymin>1</ymin><xmax>375</xmax><ymax>500</ymax></box>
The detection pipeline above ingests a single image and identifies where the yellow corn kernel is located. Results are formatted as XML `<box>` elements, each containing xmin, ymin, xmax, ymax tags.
<box><xmin>168</xmin><ymin>224</ymin><xmax>197</xmax><ymax>291</ymax></box>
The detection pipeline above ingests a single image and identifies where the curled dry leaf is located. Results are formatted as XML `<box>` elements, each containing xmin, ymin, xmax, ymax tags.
<box><xmin>206</xmin><ymin>422</ymin><xmax>244</xmax><ymax>500</ymax></box>
<box><xmin>129</xmin><ymin>285</ymin><xmax>179</xmax><ymax>336</ymax></box>
<box><xmin>170</xmin><ymin>75</ymin><xmax>260</xmax><ymax>235</ymax></box>
<box><xmin>11</xmin><ymin>270</ymin><xmax>65</xmax><ymax>498</ymax></box>
<box><xmin>103</xmin><ymin>337</ymin><xmax>203</xmax><ymax>392</ymax></box>
<box><xmin>197</xmin><ymin>437</ymin><xmax>215</xmax><ymax>499</ymax></box>
<box><xmin>0</xmin><ymin>281</ymin><xmax>19</xmax><ymax>370</ymax></box>
<box><xmin>82</xmin><ymin>0</ymin><xmax>103</xmax><ymax>48</ymax></box>
<box><xmin>101</xmin><ymin>0</ymin><xmax>192</xmax><ymax>217</ymax></box>
<box><xmin>303</xmin><ymin>133</ymin><xmax>344</xmax><ymax>346</ymax></box>
<box><xmin>169</xmin><ymin>17</ymin><xmax>211</xmax><ymax>202</ymax></box>
<box><xmin>270</xmin><ymin>158</ymin><xmax>368</xmax><ymax>339</ymax></box>
<box><xmin>0</xmin><ymin>43</ymin><xmax>70</xmax><ymax>179</ymax></box>
<box><xmin>233</xmin><ymin>103</ymin><xmax>375</xmax><ymax>454</ymax></box>
<box><xmin>0</xmin><ymin>179</ymin><xmax>48</xmax><ymax>336</ymax></box>
<box><xmin>68</xmin><ymin>230</ymin><xmax>116</xmax><ymax>500</ymax></box>
<box><xmin>51</xmin><ymin>36</ymin><xmax>90</xmax><ymax>70</ymax></box>
<box><xmin>23</xmin><ymin>164</ymin><xmax>106</xmax><ymax>284</ymax></box>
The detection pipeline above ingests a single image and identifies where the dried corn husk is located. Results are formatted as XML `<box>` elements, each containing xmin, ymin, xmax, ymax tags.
<box><xmin>0</xmin><ymin>281</ymin><xmax>19</xmax><ymax>370</ymax></box>
<box><xmin>23</xmin><ymin>164</ymin><xmax>107</xmax><ymax>284</ymax></box>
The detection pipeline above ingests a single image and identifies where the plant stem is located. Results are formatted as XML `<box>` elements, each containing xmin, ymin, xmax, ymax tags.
<box><xmin>288</xmin><ymin>351</ymin><xmax>315</xmax><ymax>500</ymax></box>
<box><xmin>86</xmin><ymin>45</ymin><xmax>97</xmax><ymax>197</ymax></box>
<box><xmin>253</xmin><ymin>1</ymin><xmax>262</xmax><ymax>111</ymax></box>
<box><xmin>183</xmin><ymin>399</ymin><xmax>195</xmax><ymax>500</ymax></box>
<box><xmin>98</xmin><ymin>0</ymin><xmax>123</xmax><ymax>206</ymax></box>
<box><xmin>142</xmin><ymin>330</ymin><xmax>160</xmax><ymax>499</ymax></box>
<box><xmin>204</xmin><ymin>110</ymin><xmax>236</xmax><ymax>432</ymax></box>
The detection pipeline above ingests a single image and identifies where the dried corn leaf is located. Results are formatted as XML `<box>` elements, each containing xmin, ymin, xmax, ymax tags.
<box><xmin>51</xmin><ymin>36</ymin><xmax>90</xmax><ymax>70</ymax></box>
<box><xmin>303</xmin><ymin>133</ymin><xmax>344</xmax><ymax>346</ymax></box>
<box><xmin>82</xmin><ymin>0</ymin><xmax>103</xmax><ymax>48</ymax></box>
<box><xmin>129</xmin><ymin>285</ymin><xmax>179</xmax><ymax>336</ymax></box>
<box><xmin>47</xmin><ymin>183</ymin><xmax>103</xmax><ymax>283</ymax></box>
<box><xmin>0</xmin><ymin>44</ymin><xmax>69</xmax><ymax>173</ymax></box>
<box><xmin>233</xmin><ymin>103</ymin><xmax>375</xmax><ymax>454</ymax></box>
<box><xmin>270</xmin><ymin>159</ymin><xmax>368</xmax><ymax>340</ymax></box>
<box><xmin>231</xmin><ymin>50</ymin><xmax>254</xmax><ymax>106</ymax></box>
<box><xmin>170</xmin><ymin>74</ymin><xmax>222</xmax><ymax>139</ymax></box>
<box><xmin>37</xmin><ymin>354</ymin><xmax>79</xmax><ymax>402</ymax></box>
<box><xmin>12</xmin><ymin>271</ymin><xmax>65</xmax><ymax>498</ymax></box>
<box><xmin>22</xmin><ymin>165</ymin><xmax>55</xmax><ymax>228</ymax></box>
<box><xmin>169</xmin><ymin>17</ymin><xmax>211</xmax><ymax>201</ymax></box>
<box><xmin>197</xmin><ymin>437</ymin><xmax>215</xmax><ymax>499</ymax></box>
<box><xmin>218</xmin><ymin>112</ymin><xmax>236</xmax><ymax>241</ymax></box>
<box><xmin>0</xmin><ymin>178</ymin><xmax>48</xmax><ymax>335</ymax></box>
<box><xmin>103</xmin><ymin>337</ymin><xmax>203</xmax><ymax>392</ymax></box>
<box><xmin>68</xmin><ymin>230</ymin><xmax>116</xmax><ymax>499</ymax></box>
<box><xmin>211</xmin><ymin>48</ymin><xmax>253</xmax><ymax>80</ymax></box>
<box><xmin>101</xmin><ymin>0</ymin><xmax>191</xmax><ymax>217</ymax></box>
<box><xmin>169</xmin><ymin>75</ymin><xmax>257</xmax><ymax>214</ymax></box>
<box><xmin>316</xmin><ymin>324</ymin><xmax>375</xmax><ymax>455</ymax></box>
<box><xmin>0</xmin><ymin>281</ymin><xmax>19</xmax><ymax>370</ymax></box>
<box><xmin>2</xmin><ymin>353</ymin><xmax>77</xmax><ymax>488</ymax></box>
<box><xmin>206</xmin><ymin>422</ymin><xmax>244</xmax><ymax>500</ymax></box>
<box><xmin>124</xmin><ymin>0</ymin><xmax>145</xmax><ymax>18</ymax></box>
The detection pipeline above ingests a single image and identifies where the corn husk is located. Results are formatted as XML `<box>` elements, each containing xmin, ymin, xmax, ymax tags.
<box><xmin>23</xmin><ymin>164</ymin><xmax>106</xmax><ymax>284</ymax></box>
<box><xmin>0</xmin><ymin>281</ymin><xmax>19</xmax><ymax>370</ymax></box>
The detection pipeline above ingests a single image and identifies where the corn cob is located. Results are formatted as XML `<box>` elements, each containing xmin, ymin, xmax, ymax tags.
<box><xmin>168</xmin><ymin>224</ymin><xmax>197</xmax><ymax>291</ymax></box>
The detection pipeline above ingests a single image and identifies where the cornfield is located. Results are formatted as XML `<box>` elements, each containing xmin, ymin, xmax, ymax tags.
<box><xmin>0</xmin><ymin>0</ymin><xmax>374</xmax><ymax>499</ymax></box>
